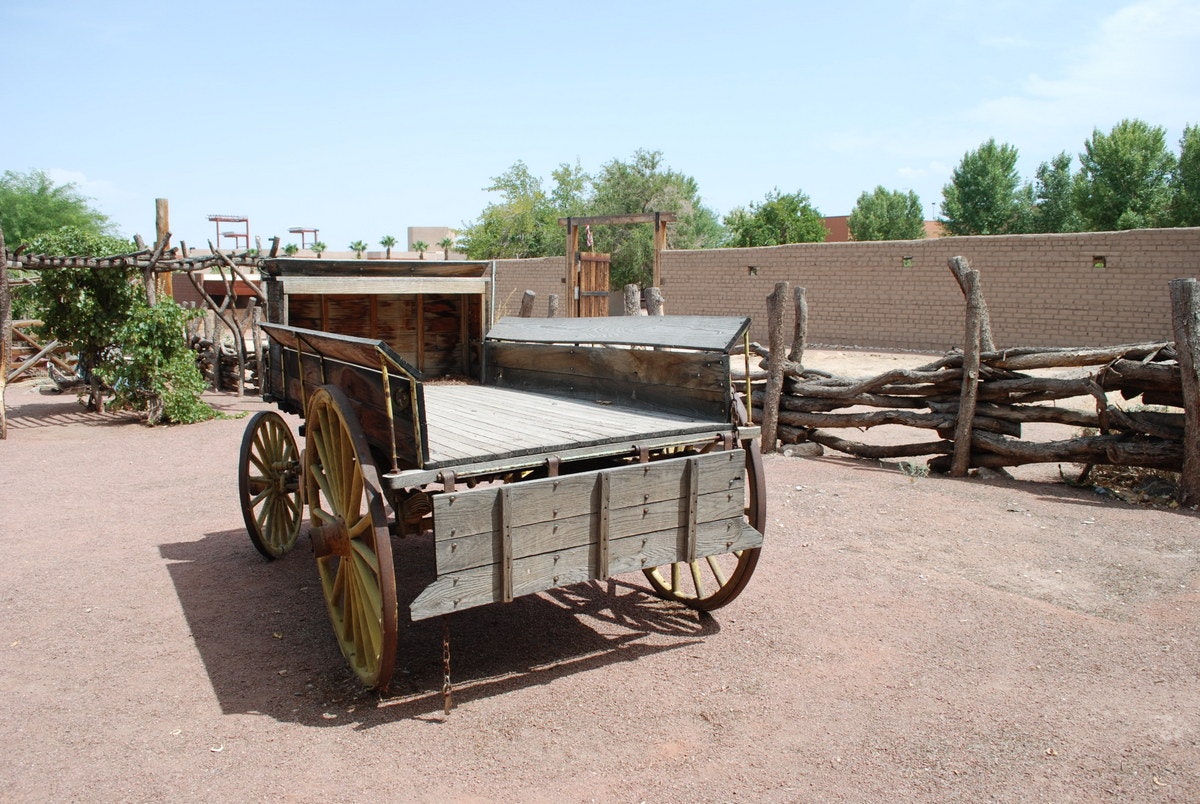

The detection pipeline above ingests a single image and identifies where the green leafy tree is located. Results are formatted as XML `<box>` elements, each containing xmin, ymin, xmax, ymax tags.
<box><xmin>1074</xmin><ymin>119</ymin><xmax>1176</xmax><ymax>231</ymax></box>
<box><xmin>940</xmin><ymin>139</ymin><xmax>1033</xmax><ymax>235</ymax></box>
<box><xmin>1170</xmin><ymin>123</ymin><xmax>1200</xmax><ymax>226</ymax></box>
<box><xmin>847</xmin><ymin>186</ymin><xmax>925</xmax><ymax>241</ymax></box>
<box><xmin>588</xmin><ymin>150</ymin><xmax>722</xmax><ymax>287</ymax></box>
<box><xmin>413</xmin><ymin>240</ymin><xmax>429</xmax><ymax>259</ymax></box>
<box><xmin>438</xmin><ymin>236</ymin><xmax>454</xmax><ymax>259</ymax></box>
<box><xmin>283</xmin><ymin>243</ymin><xmax>299</xmax><ymax>256</ymax></box>
<box><xmin>0</xmin><ymin>169</ymin><xmax>112</xmax><ymax>246</ymax></box>
<box><xmin>311</xmin><ymin>241</ymin><xmax>326</xmax><ymax>258</ymax></box>
<box><xmin>723</xmin><ymin>188</ymin><xmax>827</xmax><ymax>247</ymax></box>
<box><xmin>1031</xmin><ymin>152</ymin><xmax>1082</xmax><ymax>233</ymax></box>
<box><xmin>349</xmin><ymin>239</ymin><xmax>368</xmax><ymax>259</ymax></box>
<box><xmin>24</xmin><ymin>227</ymin><xmax>213</xmax><ymax>423</ymax></box>
<box><xmin>458</xmin><ymin>161</ymin><xmax>571</xmax><ymax>260</ymax></box>
<box><xmin>379</xmin><ymin>235</ymin><xmax>397</xmax><ymax>259</ymax></box>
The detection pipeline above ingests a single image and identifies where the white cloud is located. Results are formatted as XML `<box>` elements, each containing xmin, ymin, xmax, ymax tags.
<box><xmin>967</xmin><ymin>0</ymin><xmax>1200</xmax><ymax>145</ymax></box>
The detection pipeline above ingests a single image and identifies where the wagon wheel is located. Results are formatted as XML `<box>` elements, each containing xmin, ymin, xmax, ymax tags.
<box><xmin>643</xmin><ymin>416</ymin><xmax>766</xmax><ymax>611</ymax></box>
<box><xmin>304</xmin><ymin>386</ymin><xmax>398</xmax><ymax>690</ymax></box>
<box><xmin>238</xmin><ymin>410</ymin><xmax>304</xmax><ymax>559</ymax></box>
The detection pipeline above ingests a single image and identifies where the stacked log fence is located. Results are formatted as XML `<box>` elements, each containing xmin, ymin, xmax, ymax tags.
<box><xmin>753</xmin><ymin>261</ymin><xmax>1200</xmax><ymax>505</ymax></box>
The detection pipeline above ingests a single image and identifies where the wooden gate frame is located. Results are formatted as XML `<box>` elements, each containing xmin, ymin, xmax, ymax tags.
<box><xmin>559</xmin><ymin>213</ymin><xmax>676</xmax><ymax>317</ymax></box>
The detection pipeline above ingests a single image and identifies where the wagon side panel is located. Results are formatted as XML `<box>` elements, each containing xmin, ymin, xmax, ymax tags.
<box><xmin>408</xmin><ymin>449</ymin><xmax>762</xmax><ymax>620</ymax></box>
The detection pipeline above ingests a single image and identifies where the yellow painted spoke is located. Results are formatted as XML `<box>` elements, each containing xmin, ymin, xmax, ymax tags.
<box><xmin>689</xmin><ymin>561</ymin><xmax>705</xmax><ymax>599</ymax></box>
<box><xmin>706</xmin><ymin>555</ymin><xmax>728</xmax><ymax>586</ymax></box>
<box><xmin>350</xmin><ymin>537</ymin><xmax>380</xmax><ymax>574</ymax></box>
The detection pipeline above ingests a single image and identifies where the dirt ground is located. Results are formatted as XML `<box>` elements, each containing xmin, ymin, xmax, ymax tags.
<box><xmin>1</xmin><ymin>349</ymin><xmax>1198</xmax><ymax>803</ymax></box>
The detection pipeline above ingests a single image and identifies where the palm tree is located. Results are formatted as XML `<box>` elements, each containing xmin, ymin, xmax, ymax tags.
<box><xmin>438</xmin><ymin>236</ymin><xmax>454</xmax><ymax>260</ymax></box>
<box><xmin>413</xmin><ymin>240</ymin><xmax>429</xmax><ymax>259</ymax></box>
<box><xmin>311</xmin><ymin>241</ymin><xmax>327</xmax><ymax>258</ymax></box>
<box><xmin>380</xmin><ymin>235</ymin><xmax>396</xmax><ymax>259</ymax></box>
<box><xmin>283</xmin><ymin>243</ymin><xmax>299</xmax><ymax>256</ymax></box>
<box><xmin>349</xmin><ymin>240</ymin><xmax>368</xmax><ymax>259</ymax></box>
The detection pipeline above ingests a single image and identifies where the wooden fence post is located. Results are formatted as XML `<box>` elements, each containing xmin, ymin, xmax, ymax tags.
<box><xmin>1170</xmin><ymin>278</ymin><xmax>1200</xmax><ymax>505</ymax></box>
<box><xmin>0</xmin><ymin>225</ymin><xmax>10</xmax><ymax>440</ymax></box>
<box><xmin>623</xmin><ymin>284</ymin><xmax>640</xmax><ymax>316</ymax></box>
<box><xmin>948</xmin><ymin>256</ymin><xmax>994</xmax><ymax>351</ymax></box>
<box><xmin>789</xmin><ymin>286</ymin><xmax>808</xmax><ymax>366</ymax></box>
<box><xmin>547</xmin><ymin>293</ymin><xmax>559</xmax><ymax>318</ymax></box>
<box><xmin>951</xmin><ymin>269</ymin><xmax>983</xmax><ymax>476</ymax></box>
<box><xmin>645</xmin><ymin>287</ymin><xmax>665</xmax><ymax>316</ymax></box>
<box><xmin>519</xmin><ymin>290</ymin><xmax>536</xmax><ymax>318</ymax></box>
<box><xmin>761</xmin><ymin>281</ymin><xmax>788</xmax><ymax>453</ymax></box>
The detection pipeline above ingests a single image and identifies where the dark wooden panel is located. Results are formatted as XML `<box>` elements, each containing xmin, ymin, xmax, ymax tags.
<box><xmin>487</xmin><ymin>342</ymin><xmax>731</xmax><ymax>420</ymax></box>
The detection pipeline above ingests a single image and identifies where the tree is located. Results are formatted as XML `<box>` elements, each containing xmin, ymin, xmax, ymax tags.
<box><xmin>349</xmin><ymin>239</ymin><xmax>368</xmax><ymax>259</ymax></box>
<box><xmin>588</xmin><ymin>150</ymin><xmax>722</xmax><ymax>287</ymax></box>
<box><xmin>413</xmin><ymin>240</ymin><xmax>428</xmax><ymax>259</ymax></box>
<box><xmin>940</xmin><ymin>139</ymin><xmax>1033</xmax><ymax>235</ymax></box>
<box><xmin>847</xmin><ymin>187</ymin><xmax>925</xmax><ymax>241</ymax></box>
<box><xmin>283</xmin><ymin>243</ymin><xmax>299</xmax><ymax>256</ymax></box>
<box><xmin>0</xmin><ymin>169</ymin><xmax>113</xmax><ymax>246</ymax></box>
<box><xmin>1170</xmin><ymin>123</ymin><xmax>1200</xmax><ymax>226</ymax></box>
<box><xmin>458</xmin><ymin>161</ymin><xmax>572</xmax><ymax>260</ymax></box>
<box><xmin>1031</xmin><ymin>152</ymin><xmax>1082</xmax><ymax>233</ymax></box>
<box><xmin>723</xmin><ymin>188</ymin><xmax>827</xmax><ymax>247</ymax></box>
<box><xmin>379</xmin><ymin>235</ymin><xmax>396</xmax><ymax>259</ymax></box>
<box><xmin>311</xmin><ymin>241</ymin><xmax>326</xmax><ymax>258</ymax></box>
<box><xmin>24</xmin><ymin>227</ymin><xmax>213</xmax><ymax>423</ymax></box>
<box><xmin>1074</xmin><ymin>119</ymin><xmax>1176</xmax><ymax>231</ymax></box>
<box><xmin>438</xmin><ymin>236</ymin><xmax>454</xmax><ymax>259</ymax></box>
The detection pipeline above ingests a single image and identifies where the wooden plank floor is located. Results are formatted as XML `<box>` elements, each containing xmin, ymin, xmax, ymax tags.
<box><xmin>421</xmin><ymin>384</ymin><xmax>727</xmax><ymax>467</ymax></box>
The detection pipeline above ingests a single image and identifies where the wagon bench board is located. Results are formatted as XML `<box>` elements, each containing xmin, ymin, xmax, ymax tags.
<box><xmin>409</xmin><ymin>449</ymin><xmax>761</xmax><ymax>620</ymax></box>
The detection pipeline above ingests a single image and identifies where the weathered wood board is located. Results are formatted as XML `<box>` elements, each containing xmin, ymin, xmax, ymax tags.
<box><xmin>487</xmin><ymin>341</ymin><xmax>731</xmax><ymax>420</ymax></box>
<box><xmin>408</xmin><ymin>449</ymin><xmax>761</xmax><ymax>620</ymax></box>
<box><xmin>486</xmin><ymin>315</ymin><xmax>750</xmax><ymax>352</ymax></box>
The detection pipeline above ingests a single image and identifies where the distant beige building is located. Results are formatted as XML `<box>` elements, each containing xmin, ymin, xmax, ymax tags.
<box><xmin>408</xmin><ymin>226</ymin><xmax>461</xmax><ymax>259</ymax></box>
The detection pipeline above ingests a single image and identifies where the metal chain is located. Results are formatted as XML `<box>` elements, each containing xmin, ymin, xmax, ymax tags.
<box><xmin>441</xmin><ymin>615</ymin><xmax>453</xmax><ymax>715</ymax></box>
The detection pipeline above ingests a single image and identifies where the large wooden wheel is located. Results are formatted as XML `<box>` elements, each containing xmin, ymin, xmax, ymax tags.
<box><xmin>643</xmin><ymin>428</ymin><xmax>766</xmax><ymax>611</ymax></box>
<box><xmin>239</xmin><ymin>411</ymin><xmax>304</xmax><ymax>559</ymax></box>
<box><xmin>304</xmin><ymin>386</ymin><xmax>398</xmax><ymax>690</ymax></box>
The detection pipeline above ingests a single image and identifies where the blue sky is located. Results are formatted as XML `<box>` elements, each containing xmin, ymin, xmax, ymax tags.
<box><xmin>4</xmin><ymin>0</ymin><xmax>1198</xmax><ymax>251</ymax></box>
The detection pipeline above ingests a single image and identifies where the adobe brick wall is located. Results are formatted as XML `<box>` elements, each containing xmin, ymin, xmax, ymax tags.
<box><xmin>493</xmin><ymin>229</ymin><xmax>1200</xmax><ymax>351</ymax></box>
<box><xmin>494</xmin><ymin>256</ymin><xmax>569</xmax><ymax>318</ymax></box>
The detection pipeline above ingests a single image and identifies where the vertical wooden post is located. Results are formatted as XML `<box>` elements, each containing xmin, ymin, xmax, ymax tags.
<box><xmin>789</xmin><ymin>286</ymin><xmax>808</xmax><ymax>366</ymax></box>
<box><xmin>761</xmin><ymin>281</ymin><xmax>788</xmax><ymax>453</ymax></box>
<box><xmin>547</xmin><ymin>293</ymin><xmax>559</xmax><ymax>318</ymax></box>
<box><xmin>155</xmin><ymin>198</ymin><xmax>173</xmax><ymax>300</ymax></box>
<box><xmin>951</xmin><ymin>269</ymin><xmax>983</xmax><ymax>477</ymax></box>
<box><xmin>645</xmin><ymin>287</ymin><xmax>665</xmax><ymax>316</ymax></box>
<box><xmin>0</xmin><ymin>225</ymin><xmax>10</xmax><ymax>440</ymax></box>
<box><xmin>565</xmin><ymin>220</ymin><xmax>580</xmax><ymax>318</ymax></box>
<box><xmin>623</xmin><ymin>284</ymin><xmax>640</xmax><ymax>316</ymax></box>
<box><xmin>519</xmin><ymin>290</ymin><xmax>536</xmax><ymax>318</ymax></box>
<box><xmin>652</xmin><ymin>212</ymin><xmax>667</xmax><ymax>289</ymax></box>
<box><xmin>1170</xmin><ymin>278</ymin><xmax>1200</xmax><ymax>505</ymax></box>
<box><xmin>948</xmin><ymin>256</ymin><xmax>994</xmax><ymax>351</ymax></box>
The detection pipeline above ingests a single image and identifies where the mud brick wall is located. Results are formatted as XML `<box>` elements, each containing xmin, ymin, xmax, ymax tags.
<box><xmin>495</xmin><ymin>228</ymin><xmax>1200</xmax><ymax>352</ymax></box>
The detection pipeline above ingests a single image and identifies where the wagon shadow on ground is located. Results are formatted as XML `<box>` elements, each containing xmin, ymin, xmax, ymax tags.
<box><xmin>162</xmin><ymin>528</ymin><xmax>718</xmax><ymax>728</ymax></box>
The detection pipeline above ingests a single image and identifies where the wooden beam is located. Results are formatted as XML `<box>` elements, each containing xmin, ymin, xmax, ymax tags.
<box><xmin>557</xmin><ymin>213</ymin><xmax>677</xmax><ymax>227</ymax></box>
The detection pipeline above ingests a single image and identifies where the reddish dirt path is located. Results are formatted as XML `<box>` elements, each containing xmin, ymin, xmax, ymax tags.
<box><xmin>1</xmin><ymin>368</ymin><xmax>1197</xmax><ymax>802</ymax></box>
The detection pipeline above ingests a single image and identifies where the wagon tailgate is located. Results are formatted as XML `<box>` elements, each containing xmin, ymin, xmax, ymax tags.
<box><xmin>408</xmin><ymin>450</ymin><xmax>762</xmax><ymax>621</ymax></box>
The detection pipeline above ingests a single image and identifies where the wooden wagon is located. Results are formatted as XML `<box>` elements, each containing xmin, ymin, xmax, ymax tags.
<box><xmin>237</xmin><ymin>258</ymin><xmax>766</xmax><ymax>690</ymax></box>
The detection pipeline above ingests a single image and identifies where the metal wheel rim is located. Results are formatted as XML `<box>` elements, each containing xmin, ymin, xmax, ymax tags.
<box><xmin>239</xmin><ymin>410</ymin><xmax>303</xmax><ymax>559</ymax></box>
<box><xmin>305</xmin><ymin>386</ymin><xmax>398</xmax><ymax>690</ymax></box>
